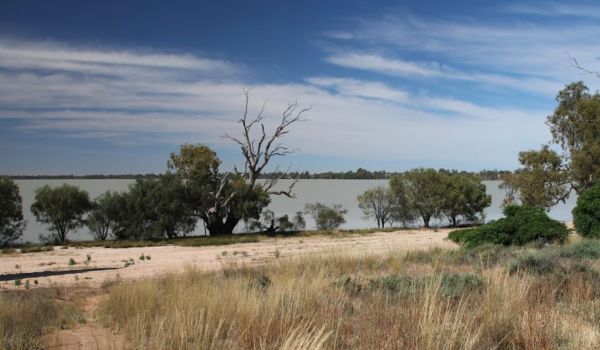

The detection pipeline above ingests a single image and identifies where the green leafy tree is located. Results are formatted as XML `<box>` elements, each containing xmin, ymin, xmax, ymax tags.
<box><xmin>392</xmin><ymin>169</ymin><xmax>446</xmax><ymax>228</ymax></box>
<box><xmin>442</xmin><ymin>174</ymin><xmax>491</xmax><ymax>226</ymax></box>
<box><xmin>111</xmin><ymin>174</ymin><xmax>197</xmax><ymax>240</ymax></box>
<box><xmin>0</xmin><ymin>177</ymin><xmax>25</xmax><ymax>245</ymax></box>
<box><xmin>276</xmin><ymin>214</ymin><xmax>294</xmax><ymax>232</ymax></box>
<box><xmin>573</xmin><ymin>182</ymin><xmax>600</xmax><ymax>237</ymax></box>
<box><xmin>31</xmin><ymin>184</ymin><xmax>92</xmax><ymax>244</ymax></box>
<box><xmin>357</xmin><ymin>186</ymin><xmax>396</xmax><ymax>228</ymax></box>
<box><xmin>292</xmin><ymin>211</ymin><xmax>306</xmax><ymax>231</ymax></box>
<box><xmin>547</xmin><ymin>82</ymin><xmax>600</xmax><ymax>193</ymax></box>
<box><xmin>304</xmin><ymin>202</ymin><xmax>347</xmax><ymax>230</ymax></box>
<box><xmin>86</xmin><ymin>191</ymin><xmax>122</xmax><ymax>240</ymax></box>
<box><xmin>500</xmin><ymin>145</ymin><xmax>568</xmax><ymax>210</ymax></box>
<box><xmin>388</xmin><ymin>175</ymin><xmax>416</xmax><ymax>226</ymax></box>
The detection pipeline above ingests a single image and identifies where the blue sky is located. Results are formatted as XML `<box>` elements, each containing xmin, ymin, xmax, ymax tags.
<box><xmin>1</xmin><ymin>0</ymin><xmax>600</xmax><ymax>175</ymax></box>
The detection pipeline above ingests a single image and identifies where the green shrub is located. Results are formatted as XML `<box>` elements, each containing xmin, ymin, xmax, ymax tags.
<box><xmin>453</xmin><ymin>243</ymin><xmax>518</xmax><ymax>266</ymax></box>
<box><xmin>449</xmin><ymin>205</ymin><xmax>568</xmax><ymax>248</ymax></box>
<box><xmin>440</xmin><ymin>273</ymin><xmax>485</xmax><ymax>297</ymax></box>
<box><xmin>573</xmin><ymin>183</ymin><xmax>600</xmax><ymax>238</ymax></box>
<box><xmin>370</xmin><ymin>275</ymin><xmax>417</xmax><ymax>294</ymax></box>
<box><xmin>558</xmin><ymin>239</ymin><xmax>600</xmax><ymax>259</ymax></box>
<box><xmin>370</xmin><ymin>273</ymin><xmax>484</xmax><ymax>297</ymax></box>
<box><xmin>508</xmin><ymin>252</ymin><xmax>564</xmax><ymax>275</ymax></box>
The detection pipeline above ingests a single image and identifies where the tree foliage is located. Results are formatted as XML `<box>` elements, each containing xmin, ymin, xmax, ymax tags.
<box><xmin>110</xmin><ymin>174</ymin><xmax>197</xmax><ymax>240</ymax></box>
<box><xmin>31</xmin><ymin>184</ymin><xmax>92</xmax><ymax>244</ymax></box>
<box><xmin>169</xmin><ymin>144</ymin><xmax>270</xmax><ymax>235</ymax></box>
<box><xmin>0</xmin><ymin>177</ymin><xmax>25</xmax><ymax>245</ymax></box>
<box><xmin>292</xmin><ymin>211</ymin><xmax>306</xmax><ymax>231</ymax></box>
<box><xmin>86</xmin><ymin>191</ymin><xmax>124</xmax><ymax>240</ymax></box>
<box><xmin>501</xmin><ymin>81</ymin><xmax>600</xmax><ymax>210</ymax></box>
<box><xmin>390</xmin><ymin>169</ymin><xmax>446</xmax><ymax>228</ymax></box>
<box><xmin>304</xmin><ymin>202</ymin><xmax>347</xmax><ymax>230</ymax></box>
<box><xmin>500</xmin><ymin>145</ymin><xmax>567</xmax><ymax>210</ymax></box>
<box><xmin>548</xmin><ymin>82</ymin><xmax>600</xmax><ymax>193</ymax></box>
<box><xmin>573</xmin><ymin>182</ymin><xmax>600</xmax><ymax>238</ymax></box>
<box><xmin>390</xmin><ymin>169</ymin><xmax>491</xmax><ymax>228</ymax></box>
<box><xmin>357</xmin><ymin>187</ymin><xmax>396</xmax><ymax>228</ymax></box>
<box><xmin>442</xmin><ymin>173</ymin><xmax>491</xmax><ymax>227</ymax></box>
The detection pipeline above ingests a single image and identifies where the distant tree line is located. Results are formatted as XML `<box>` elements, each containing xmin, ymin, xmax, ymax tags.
<box><xmin>4</xmin><ymin>168</ymin><xmax>510</xmax><ymax>181</ymax></box>
<box><xmin>6</xmin><ymin>174</ymin><xmax>161</xmax><ymax>180</ymax></box>
<box><xmin>261</xmin><ymin>168</ymin><xmax>509</xmax><ymax>181</ymax></box>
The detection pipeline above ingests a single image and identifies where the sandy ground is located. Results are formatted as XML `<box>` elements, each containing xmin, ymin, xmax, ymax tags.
<box><xmin>0</xmin><ymin>229</ymin><xmax>456</xmax><ymax>290</ymax></box>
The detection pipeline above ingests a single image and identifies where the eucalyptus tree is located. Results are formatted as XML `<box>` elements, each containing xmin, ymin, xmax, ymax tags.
<box><xmin>31</xmin><ymin>184</ymin><xmax>92</xmax><ymax>244</ymax></box>
<box><xmin>500</xmin><ymin>145</ymin><xmax>567</xmax><ymax>210</ymax></box>
<box><xmin>442</xmin><ymin>174</ymin><xmax>491</xmax><ymax>226</ymax></box>
<box><xmin>304</xmin><ymin>202</ymin><xmax>347</xmax><ymax>230</ymax></box>
<box><xmin>357</xmin><ymin>186</ymin><xmax>396</xmax><ymax>228</ymax></box>
<box><xmin>169</xmin><ymin>91</ymin><xmax>309</xmax><ymax>235</ymax></box>
<box><xmin>0</xmin><ymin>177</ymin><xmax>25</xmax><ymax>245</ymax></box>
<box><xmin>391</xmin><ymin>169</ymin><xmax>445</xmax><ymax>228</ymax></box>
<box><xmin>86</xmin><ymin>191</ymin><xmax>122</xmax><ymax>240</ymax></box>
<box><xmin>110</xmin><ymin>174</ymin><xmax>197</xmax><ymax>240</ymax></box>
<box><xmin>502</xmin><ymin>82</ymin><xmax>600</xmax><ymax>209</ymax></box>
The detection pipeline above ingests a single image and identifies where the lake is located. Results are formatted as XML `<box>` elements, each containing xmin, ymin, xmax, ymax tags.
<box><xmin>15</xmin><ymin>179</ymin><xmax>578</xmax><ymax>243</ymax></box>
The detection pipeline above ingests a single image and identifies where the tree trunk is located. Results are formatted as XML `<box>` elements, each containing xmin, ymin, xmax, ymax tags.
<box><xmin>206</xmin><ymin>215</ymin><xmax>240</xmax><ymax>235</ymax></box>
<box><xmin>422</xmin><ymin>215</ymin><xmax>431</xmax><ymax>228</ymax></box>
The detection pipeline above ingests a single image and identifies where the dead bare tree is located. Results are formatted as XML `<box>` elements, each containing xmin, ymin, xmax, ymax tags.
<box><xmin>225</xmin><ymin>89</ymin><xmax>310</xmax><ymax>197</ymax></box>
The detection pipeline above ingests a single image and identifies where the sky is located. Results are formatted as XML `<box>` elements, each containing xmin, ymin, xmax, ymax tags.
<box><xmin>1</xmin><ymin>0</ymin><xmax>600</xmax><ymax>175</ymax></box>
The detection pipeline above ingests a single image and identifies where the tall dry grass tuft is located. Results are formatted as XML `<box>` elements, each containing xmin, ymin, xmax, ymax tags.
<box><xmin>0</xmin><ymin>288</ymin><xmax>85</xmax><ymax>350</ymax></box>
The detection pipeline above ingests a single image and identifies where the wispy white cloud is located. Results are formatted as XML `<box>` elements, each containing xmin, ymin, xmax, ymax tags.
<box><xmin>306</xmin><ymin>76</ymin><xmax>409</xmax><ymax>104</ymax></box>
<box><xmin>322</xmin><ymin>31</ymin><xmax>355</xmax><ymax>40</ymax></box>
<box><xmin>324</xmin><ymin>10</ymin><xmax>600</xmax><ymax>95</ymax></box>
<box><xmin>505</xmin><ymin>2</ymin><xmax>600</xmax><ymax>19</ymax></box>
<box><xmin>325</xmin><ymin>53</ymin><xmax>446</xmax><ymax>78</ymax></box>
<box><xmin>0</xmin><ymin>38</ymin><xmax>237</xmax><ymax>74</ymax></box>
<box><xmin>324</xmin><ymin>52</ymin><xmax>562</xmax><ymax>95</ymax></box>
<box><xmin>0</xmin><ymin>38</ymin><xmax>553</xmax><ymax>170</ymax></box>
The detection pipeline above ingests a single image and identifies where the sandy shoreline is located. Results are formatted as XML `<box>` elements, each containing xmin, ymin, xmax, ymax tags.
<box><xmin>0</xmin><ymin>229</ymin><xmax>456</xmax><ymax>289</ymax></box>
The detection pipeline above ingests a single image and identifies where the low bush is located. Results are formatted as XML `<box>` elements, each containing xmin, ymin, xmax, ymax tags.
<box><xmin>558</xmin><ymin>239</ymin><xmax>600</xmax><ymax>259</ymax></box>
<box><xmin>448</xmin><ymin>205</ymin><xmax>568</xmax><ymax>248</ymax></box>
<box><xmin>508</xmin><ymin>252</ymin><xmax>564</xmax><ymax>275</ymax></box>
<box><xmin>370</xmin><ymin>273</ymin><xmax>485</xmax><ymax>297</ymax></box>
<box><xmin>573</xmin><ymin>182</ymin><xmax>600</xmax><ymax>238</ymax></box>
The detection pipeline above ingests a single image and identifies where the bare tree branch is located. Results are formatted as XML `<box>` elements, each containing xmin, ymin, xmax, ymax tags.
<box><xmin>224</xmin><ymin>90</ymin><xmax>310</xmax><ymax>197</ymax></box>
<box><xmin>568</xmin><ymin>52</ymin><xmax>600</xmax><ymax>78</ymax></box>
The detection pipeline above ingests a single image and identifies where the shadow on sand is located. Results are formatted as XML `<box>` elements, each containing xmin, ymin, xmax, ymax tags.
<box><xmin>0</xmin><ymin>267</ymin><xmax>120</xmax><ymax>282</ymax></box>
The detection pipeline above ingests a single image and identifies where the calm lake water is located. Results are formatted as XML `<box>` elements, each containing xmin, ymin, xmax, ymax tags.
<box><xmin>15</xmin><ymin>179</ymin><xmax>578</xmax><ymax>243</ymax></box>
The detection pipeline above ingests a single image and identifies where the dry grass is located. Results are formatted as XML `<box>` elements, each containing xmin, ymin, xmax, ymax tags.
<box><xmin>6</xmin><ymin>239</ymin><xmax>600</xmax><ymax>349</ymax></box>
<box><xmin>0</xmin><ymin>288</ymin><xmax>86</xmax><ymax>349</ymax></box>
<box><xmin>96</xmin><ymin>240</ymin><xmax>600</xmax><ymax>349</ymax></box>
